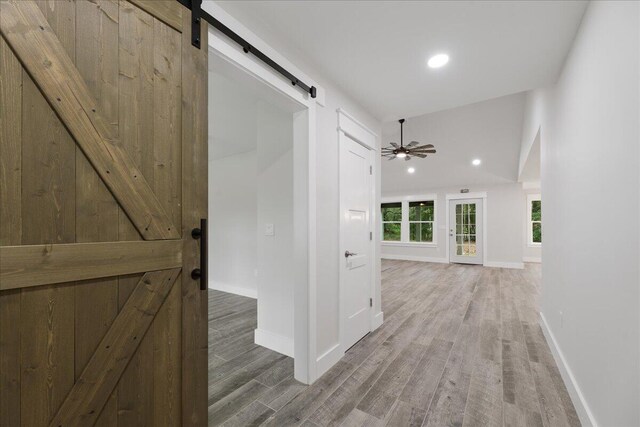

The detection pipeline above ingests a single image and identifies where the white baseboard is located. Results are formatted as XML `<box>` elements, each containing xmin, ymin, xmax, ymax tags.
<box><xmin>483</xmin><ymin>261</ymin><xmax>524</xmax><ymax>269</ymax></box>
<box><xmin>523</xmin><ymin>257</ymin><xmax>542</xmax><ymax>263</ymax></box>
<box><xmin>373</xmin><ymin>311</ymin><xmax>384</xmax><ymax>330</ymax></box>
<box><xmin>315</xmin><ymin>343</ymin><xmax>343</xmax><ymax>379</ymax></box>
<box><xmin>209</xmin><ymin>281</ymin><xmax>257</xmax><ymax>299</ymax></box>
<box><xmin>254</xmin><ymin>328</ymin><xmax>294</xmax><ymax>358</ymax></box>
<box><xmin>539</xmin><ymin>312</ymin><xmax>598</xmax><ymax>427</ymax></box>
<box><xmin>381</xmin><ymin>254</ymin><xmax>448</xmax><ymax>264</ymax></box>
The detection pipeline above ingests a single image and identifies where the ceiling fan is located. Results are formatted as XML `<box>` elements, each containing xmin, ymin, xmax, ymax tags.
<box><xmin>382</xmin><ymin>119</ymin><xmax>436</xmax><ymax>161</ymax></box>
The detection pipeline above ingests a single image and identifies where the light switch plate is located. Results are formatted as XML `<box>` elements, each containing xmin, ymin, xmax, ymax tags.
<box><xmin>265</xmin><ymin>223</ymin><xmax>275</xmax><ymax>236</ymax></box>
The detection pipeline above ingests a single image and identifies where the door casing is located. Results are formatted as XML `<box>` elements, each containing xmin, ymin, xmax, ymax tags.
<box><xmin>207</xmin><ymin>17</ymin><xmax>318</xmax><ymax>383</ymax></box>
<box><xmin>337</xmin><ymin>110</ymin><xmax>378</xmax><ymax>360</ymax></box>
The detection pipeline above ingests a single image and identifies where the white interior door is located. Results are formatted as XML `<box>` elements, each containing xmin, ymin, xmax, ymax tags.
<box><xmin>449</xmin><ymin>198</ymin><xmax>484</xmax><ymax>265</ymax></box>
<box><xmin>340</xmin><ymin>133</ymin><xmax>373</xmax><ymax>351</ymax></box>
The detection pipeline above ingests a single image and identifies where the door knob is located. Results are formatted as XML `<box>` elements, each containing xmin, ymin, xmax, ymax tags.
<box><xmin>345</xmin><ymin>251</ymin><xmax>358</xmax><ymax>258</ymax></box>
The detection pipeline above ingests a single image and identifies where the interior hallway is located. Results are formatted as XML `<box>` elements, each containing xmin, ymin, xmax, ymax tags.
<box><xmin>209</xmin><ymin>261</ymin><xmax>579</xmax><ymax>426</ymax></box>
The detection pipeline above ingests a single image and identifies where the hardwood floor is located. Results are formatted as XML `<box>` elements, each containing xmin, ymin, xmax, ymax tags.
<box><xmin>208</xmin><ymin>261</ymin><xmax>580</xmax><ymax>426</ymax></box>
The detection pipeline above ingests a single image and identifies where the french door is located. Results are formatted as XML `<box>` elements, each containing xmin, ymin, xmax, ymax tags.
<box><xmin>449</xmin><ymin>198</ymin><xmax>483</xmax><ymax>265</ymax></box>
<box><xmin>0</xmin><ymin>1</ymin><xmax>208</xmax><ymax>425</ymax></box>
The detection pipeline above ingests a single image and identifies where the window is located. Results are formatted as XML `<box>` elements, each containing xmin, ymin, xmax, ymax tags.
<box><xmin>409</xmin><ymin>201</ymin><xmax>434</xmax><ymax>243</ymax></box>
<box><xmin>381</xmin><ymin>202</ymin><xmax>402</xmax><ymax>241</ymax></box>
<box><xmin>528</xmin><ymin>194</ymin><xmax>542</xmax><ymax>245</ymax></box>
<box><xmin>381</xmin><ymin>197</ymin><xmax>437</xmax><ymax>244</ymax></box>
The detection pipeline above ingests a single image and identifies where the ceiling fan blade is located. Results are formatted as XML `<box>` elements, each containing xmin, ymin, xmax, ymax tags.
<box><xmin>404</xmin><ymin>155</ymin><xmax>411</xmax><ymax>161</ymax></box>
<box><xmin>413</xmin><ymin>144</ymin><xmax>434</xmax><ymax>150</ymax></box>
<box><xmin>390</xmin><ymin>142</ymin><xmax>399</xmax><ymax>148</ymax></box>
<box><xmin>387</xmin><ymin>155</ymin><xmax>396</xmax><ymax>160</ymax></box>
<box><xmin>412</xmin><ymin>149</ymin><xmax>436</xmax><ymax>154</ymax></box>
<box><xmin>407</xmin><ymin>141</ymin><xmax>419</xmax><ymax>147</ymax></box>
<box><xmin>413</xmin><ymin>153</ymin><xmax>427</xmax><ymax>158</ymax></box>
<box><xmin>381</xmin><ymin>147</ymin><xmax>395</xmax><ymax>152</ymax></box>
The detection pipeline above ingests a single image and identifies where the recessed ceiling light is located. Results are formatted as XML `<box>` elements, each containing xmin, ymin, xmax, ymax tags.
<box><xmin>472</xmin><ymin>159</ymin><xmax>481</xmax><ymax>166</ymax></box>
<box><xmin>427</xmin><ymin>53</ymin><xmax>449</xmax><ymax>68</ymax></box>
<box><xmin>407</xmin><ymin>167</ymin><xmax>415</xmax><ymax>174</ymax></box>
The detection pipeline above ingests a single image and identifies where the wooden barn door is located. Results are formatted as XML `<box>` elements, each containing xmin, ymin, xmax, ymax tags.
<box><xmin>0</xmin><ymin>1</ymin><xmax>207</xmax><ymax>425</ymax></box>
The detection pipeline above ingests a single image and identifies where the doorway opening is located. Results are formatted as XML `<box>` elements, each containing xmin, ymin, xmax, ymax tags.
<box><xmin>207</xmin><ymin>50</ymin><xmax>311</xmax><ymax>424</ymax></box>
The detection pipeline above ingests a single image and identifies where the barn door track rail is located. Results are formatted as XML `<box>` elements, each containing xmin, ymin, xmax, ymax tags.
<box><xmin>176</xmin><ymin>0</ymin><xmax>317</xmax><ymax>99</ymax></box>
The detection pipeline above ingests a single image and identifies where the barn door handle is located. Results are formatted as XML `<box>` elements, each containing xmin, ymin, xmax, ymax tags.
<box><xmin>191</xmin><ymin>218</ymin><xmax>207</xmax><ymax>290</ymax></box>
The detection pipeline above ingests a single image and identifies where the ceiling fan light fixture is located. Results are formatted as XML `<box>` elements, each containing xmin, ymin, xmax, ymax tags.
<box><xmin>397</xmin><ymin>152</ymin><xmax>407</xmax><ymax>159</ymax></box>
<box><xmin>427</xmin><ymin>53</ymin><xmax>449</xmax><ymax>69</ymax></box>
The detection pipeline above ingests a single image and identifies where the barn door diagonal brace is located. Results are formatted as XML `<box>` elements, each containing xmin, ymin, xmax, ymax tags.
<box><xmin>176</xmin><ymin>0</ymin><xmax>317</xmax><ymax>99</ymax></box>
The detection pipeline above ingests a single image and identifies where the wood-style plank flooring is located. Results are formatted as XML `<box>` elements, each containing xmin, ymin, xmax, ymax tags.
<box><xmin>209</xmin><ymin>261</ymin><xmax>580</xmax><ymax>426</ymax></box>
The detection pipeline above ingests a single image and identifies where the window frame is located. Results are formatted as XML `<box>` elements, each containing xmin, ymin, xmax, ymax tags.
<box><xmin>381</xmin><ymin>202</ymin><xmax>402</xmax><ymax>242</ymax></box>
<box><xmin>527</xmin><ymin>193</ymin><xmax>542</xmax><ymax>247</ymax></box>
<box><xmin>408</xmin><ymin>200</ymin><xmax>436</xmax><ymax>244</ymax></box>
<box><xmin>380</xmin><ymin>196</ymin><xmax>437</xmax><ymax>247</ymax></box>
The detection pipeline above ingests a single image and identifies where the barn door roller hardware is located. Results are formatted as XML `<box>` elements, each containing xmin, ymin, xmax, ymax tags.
<box><xmin>176</xmin><ymin>0</ymin><xmax>317</xmax><ymax>99</ymax></box>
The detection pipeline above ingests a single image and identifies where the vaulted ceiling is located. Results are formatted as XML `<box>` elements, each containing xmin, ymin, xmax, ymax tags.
<box><xmin>381</xmin><ymin>93</ymin><xmax>526</xmax><ymax>194</ymax></box>
<box><xmin>216</xmin><ymin>1</ymin><xmax>587</xmax><ymax>121</ymax></box>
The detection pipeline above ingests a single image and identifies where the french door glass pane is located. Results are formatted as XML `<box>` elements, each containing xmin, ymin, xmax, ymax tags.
<box><xmin>455</xmin><ymin>202</ymin><xmax>477</xmax><ymax>257</ymax></box>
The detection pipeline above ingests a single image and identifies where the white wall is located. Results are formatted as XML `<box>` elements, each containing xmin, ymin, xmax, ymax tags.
<box><xmin>520</xmin><ymin>2</ymin><xmax>639</xmax><ymax>425</ymax></box>
<box><xmin>382</xmin><ymin>183</ymin><xmax>525</xmax><ymax>268</ymax></box>
<box><xmin>209</xmin><ymin>63</ymin><xmax>296</xmax><ymax>355</ymax></box>
<box><xmin>256</xmin><ymin>105</ymin><xmax>295</xmax><ymax>356</ymax></box>
<box><xmin>209</xmin><ymin>151</ymin><xmax>258</xmax><ymax>297</ymax></box>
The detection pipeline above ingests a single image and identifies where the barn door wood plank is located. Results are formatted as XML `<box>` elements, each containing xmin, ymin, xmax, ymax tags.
<box><xmin>152</xmin><ymin>18</ymin><xmax>183</xmax><ymax>426</ymax></box>
<box><xmin>18</xmin><ymin>3</ymin><xmax>77</xmax><ymax>425</ymax></box>
<box><xmin>1</xmin><ymin>240</ymin><xmax>182</xmax><ymax>290</ymax></box>
<box><xmin>127</xmin><ymin>0</ymin><xmax>183</xmax><ymax>33</ymax></box>
<box><xmin>0</xmin><ymin>36</ymin><xmax>22</xmax><ymax>247</ymax></box>
<box><xmin>181</xmin><ymin>9</ymin><xmax>209</xmax><ymax>425</ymax></box>
<box><xmin>0</xmin><ymin>0</ymin><xmax>179</xmax><ymax>241</ymax></box>
<box><xmin>116</xmin><ymin>2</ymin><xmax>157</xmax><ymax>423</ymax></box>
<box><xmin>73</xmin><ymin>2</ymin><xmax>121</xmax><ymax>425</ymax></box>
<box><xmin>49</xmin><ymin>268</ymin><xmax>181</xmax><ymax>427</ymax></box>
<box><xmin>0</xmin><ymin>35</ymin><xmax>22</xmax><ymax>427</ymax></box>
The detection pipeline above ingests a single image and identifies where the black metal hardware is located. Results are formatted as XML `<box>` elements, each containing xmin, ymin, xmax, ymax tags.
<box><xmin>190</xmin><ymin>0</ymin><xmax>202</xmax><ymax>48</ymax></box>
<box><xmin>176</xmin><ymin>0</ymin><xmax>317</xmax><ymax>99</ymax></box>
<box><xmin>191</xmin><ymin>218</ymin><xmax>207</xmax><ymax>290</ymax></box>
<box><xmin>191</xmin><ymin>227</ymin><xmax>202</xmax><ymax>239</ymax></box>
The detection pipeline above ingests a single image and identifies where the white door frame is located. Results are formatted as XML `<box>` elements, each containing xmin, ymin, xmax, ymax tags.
<box><xmin>337</xmin><ymin>109</ymin><xmax>379</xmax><ymax>356</ymax></box>
<box><xmin>208</xmin><ymin>26</ymin><xmax>318</xmax><ymax>383</ymax></box>
<box><xmin>445</xmin><ymin>192</ymin><xmax>488</xmax><ymax>265</ymax></box>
